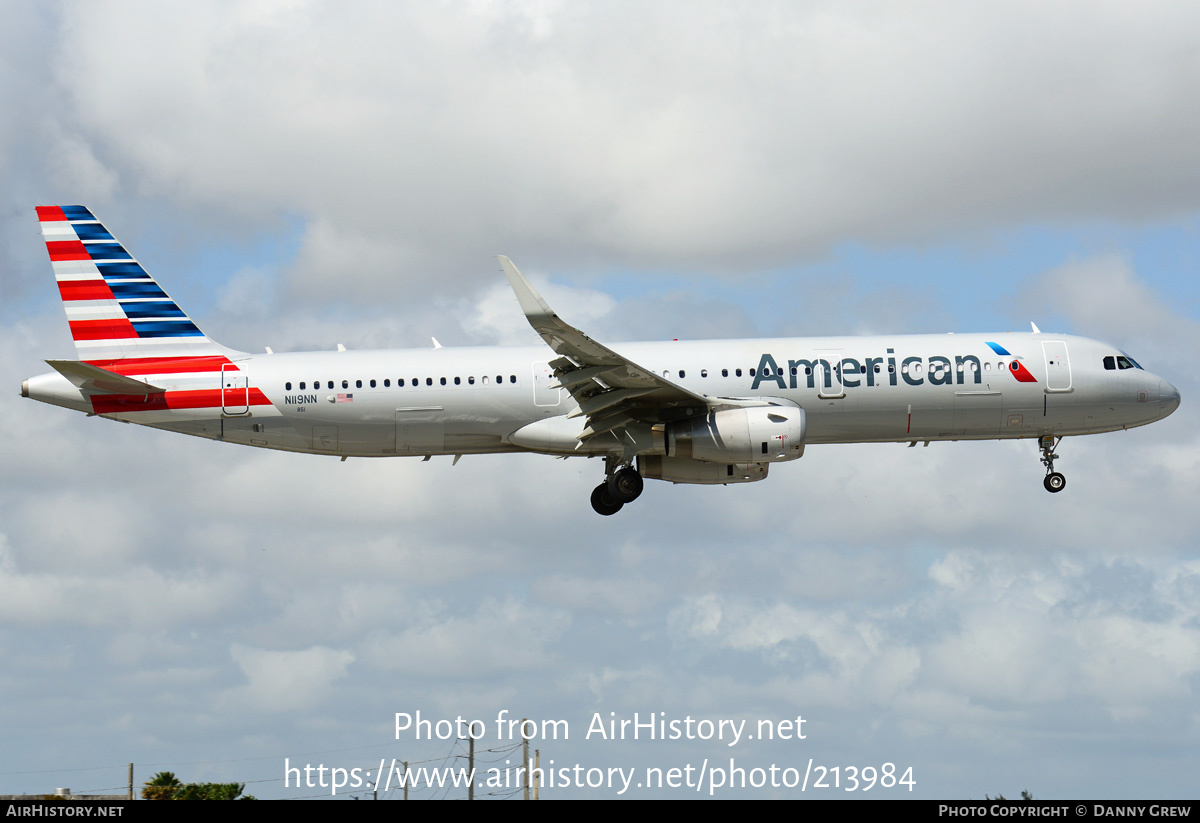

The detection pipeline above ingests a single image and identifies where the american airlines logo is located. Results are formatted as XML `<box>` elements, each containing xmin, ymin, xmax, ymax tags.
<box><xmin>750</xmin><ymin>345</ymin><xmax>1036</xmax><ymax>392</ymax></box>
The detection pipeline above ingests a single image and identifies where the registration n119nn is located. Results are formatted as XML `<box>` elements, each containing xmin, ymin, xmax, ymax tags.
<box><xmin>22</xmin><ymin>206</ymin><xmax>1181</xmax><ymax>515</ymax></box>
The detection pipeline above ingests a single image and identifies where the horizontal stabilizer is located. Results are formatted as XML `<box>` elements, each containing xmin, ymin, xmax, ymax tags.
<box><xmin>46</xmin><ymin>359</ymin><xmax>166</xmax><ymax>395</ymax></box>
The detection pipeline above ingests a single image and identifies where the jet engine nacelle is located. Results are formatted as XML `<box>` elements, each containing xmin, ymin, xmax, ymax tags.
<box><xmin>666</xmin><ymin>404</ymin><xmax>805</xmax><ymax>463</ymax></box>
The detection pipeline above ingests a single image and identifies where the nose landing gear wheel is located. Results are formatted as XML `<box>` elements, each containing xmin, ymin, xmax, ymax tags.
<box><xmin>591</xmin><ymin>483</ymin><xmax>624</xmax><ymax>516</ymax></box>
<box><xmin>1038</xmin><ymin>435</ymin><xmax>1066</xmax><ymax>494</ymax></box>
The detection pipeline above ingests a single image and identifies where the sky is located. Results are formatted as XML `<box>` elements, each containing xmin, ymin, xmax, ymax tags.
<box><xmin>2</xmin><ymin>0</ymin><xmax>1199</xmax><ymax>800</ymax></box>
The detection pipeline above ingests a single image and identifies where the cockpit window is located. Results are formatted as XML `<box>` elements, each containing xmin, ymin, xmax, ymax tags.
<box><xmin>1105</xmin><ymin>354</ymin><xmax>1144</xmax><ymax>371</ymax></box>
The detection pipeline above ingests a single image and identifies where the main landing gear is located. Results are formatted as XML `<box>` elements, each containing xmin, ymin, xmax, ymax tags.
<box><xmin>1039</xmin><ymin>435</ymin><xmax>1066</xmax><ymax>493</ymax></box>
<box><xmin>590</xmin><ymin>459</ymin><xmax>644</xmax><ymax>516</ymax></box>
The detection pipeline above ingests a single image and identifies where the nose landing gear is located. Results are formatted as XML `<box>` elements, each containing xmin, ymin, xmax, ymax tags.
<box><xmin>590</xmin><ymin>459</ymin><xmax>645</xmax><ymax>515</ymax></box>
<box><xmin>1039</xmin><ymin>435</ymin><xmax>1066</xmax><ymax>493</ymax></box>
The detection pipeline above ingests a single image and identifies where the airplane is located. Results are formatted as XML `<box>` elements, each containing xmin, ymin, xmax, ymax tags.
<box><xmin>22</xmin><ymin>205</ymin><xmax>1181</xmax><ymax>515</ymax></box>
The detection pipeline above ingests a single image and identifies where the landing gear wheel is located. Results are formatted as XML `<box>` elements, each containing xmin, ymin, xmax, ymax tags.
<box><xmin>1038</xmin><ymin>436</ymin><xmax>1065</xmax><ymax>494</ymax></box>
<box><xmin>591</xmin><ymin>483</ymin><xmax>624</xmax><ymax>516</ymax></box>
<box><xmin>607</xmin><ymin>467</ymin><xmax>644</xmax><ymax>503</ymax></box>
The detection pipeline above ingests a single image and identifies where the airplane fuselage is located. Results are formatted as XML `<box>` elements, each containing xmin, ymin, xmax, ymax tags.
<box><xmin>25</xmin><ymin>332</ymin><xmax>1177</xmax><ymax>457</ymax></box>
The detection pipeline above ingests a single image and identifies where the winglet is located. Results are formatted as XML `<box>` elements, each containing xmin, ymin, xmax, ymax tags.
<box><xmin>498</xmin><ymin>255</ymin><xmax>559</xmax><ymax>328</ymax></box>
<box><xmin>1030</xmin><ymin>322</ymin><xmax>1041</xmax><ymax>334</ymax></box>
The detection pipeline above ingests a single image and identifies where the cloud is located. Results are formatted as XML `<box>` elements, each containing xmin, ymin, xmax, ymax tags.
<box><xmin>16</xmin><ymin>1</ymin><xmax>1199</xmax><ymax>303</ymax></box>
<box><xmin>225</xmin><ymin>643</ymin><xmax>355</xmax><ymax>713</ymax></box>
<box><xmin>2</xmin><ymin>1</ymin><xmax>1199</xmax><ymax>798</ymax></box>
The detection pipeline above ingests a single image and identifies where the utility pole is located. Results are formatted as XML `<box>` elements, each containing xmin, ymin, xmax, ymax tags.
<box><xmin>127</xmin><ymin>763</ymin><xmax>133</xmax><ymax>801</ymax></box>
<box><xmin>403</xmin><ymin>762</ymin><xmax>408</xmax><ymax>801</ymax></box>
<box><xmin>522</xmin><ymin>719</ymin><xmax>530</xmax><ymax>801</ymax></box>
<box><xmin>468</xmin><ymin>734</ymin><xmax>475</xmax><ymax>801</ymax></box>
<box><xmin>534</xmin><ymin>749</ymin><xmax>540</xmax><ymax>800</ymax></box>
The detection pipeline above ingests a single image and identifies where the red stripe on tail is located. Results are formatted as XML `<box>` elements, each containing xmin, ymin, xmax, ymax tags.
<box><xmin>57</xmin><ymin>280</ymin><xmax>115</xmax><ymax>301</ymax></box>
<box><xmin>90</xmin><ymin>388</ymin><xmax>271</xmax><ymax>415</ymax></box>
<box><xmin>82</xmin><ymin>356</ymin><xmax>237</xmax><ymax>376</ymax></box>
<box><xmin>46</xmin><ymin>240</ymin><xmax>91</xmax><ymax>262</ymax></box>
<box><xmin>68</xmin><ymin>319</ymin><xmax>138</xmax><ymax>340</ymax></box>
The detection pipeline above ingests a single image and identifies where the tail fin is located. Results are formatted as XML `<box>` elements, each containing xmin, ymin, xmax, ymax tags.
<box><xmin>36</xmin><ymin>205</ymin><xmax>236</xmax><ymax>363</ymax></box>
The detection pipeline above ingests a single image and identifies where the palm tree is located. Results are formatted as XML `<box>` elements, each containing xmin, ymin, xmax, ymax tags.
<box><xmin>142</xmin><ymin>771</ymin><xmax>182</xmax><ymax>800</ymax></box>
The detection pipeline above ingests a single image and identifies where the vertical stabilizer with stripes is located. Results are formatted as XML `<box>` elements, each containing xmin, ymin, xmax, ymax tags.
<box><xmin>37</xmin><ymin>205</ymin><xmax>238</xmax><ymax>363</ymax></box>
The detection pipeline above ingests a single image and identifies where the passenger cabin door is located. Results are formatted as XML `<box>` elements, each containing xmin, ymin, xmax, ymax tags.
<box><xmin>1041</xmin><ymin>341</ymin><xmax>1072</xmax><ymax>392</ymax></box>
<box><xmin>221</xmin><ymin>363</ymin><xmax>249</xmax><ymax>415</ymax></box>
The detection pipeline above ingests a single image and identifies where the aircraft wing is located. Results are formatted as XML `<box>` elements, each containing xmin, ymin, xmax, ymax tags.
<box><xmin>499</xmin><ymin>256</ymin><xmax>710</xmax><ymax>452</ymax></box>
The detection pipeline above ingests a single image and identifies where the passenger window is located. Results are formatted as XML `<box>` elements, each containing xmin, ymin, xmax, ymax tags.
<box><xmin>286</xmin><ymin>382</ymin><xmax>292</xmax><ymax>391</ymax></box>
<box><xmin>736</xmin><ymin>369</ymin><xmax>742</xmax><ymax>377</ymax></box>
<box><xmin>342</xmin><ymin>380</ymin><xmax>349</xmax><ymax>389</ymax></box>
<box><xmin>701</xmin><ymin>369</ymin><xmax>708</xmax><ymax>377</ymax></box>
<box><xmin>369</xmin><ymin>379</ymin><xmax>376</xmax><ymax>388</ymax></box>
<box><xmin>678</xmin><ymin>370</ymin><xmax>685</xmax><ymax>378</ymax></box>
<box><xmin>722</xmin><ymin>369</ymin><xmax>729</xmax><ymax>377</ymax></box>
<box><xmin>750</xmin><ymin>368</ymin><xmax>756</xmax><ymax>376</ymax></box>
<box><xmin>468</xmin><ymin>376</ymin><xmax>475</xmax><ymax>385</ymax></box>
<box><xmin>426</xmin><ymin>378</ymin><xmax>433</xmax><ymax>386</ymax></box>
<box><xmin>356</xmin><ymin>380</ymin><xmax>363</xmax><ymax>388</ymax></box>
<box><xmin>440</xmin><ymin>377</ymin><xmax>446</xmax><ymax>385</ymax></box>
<box><xmin>496</xmin><ymin>375</ymin><xmax>502</xmax><ymax>384</ymax></box>
<box><xmin>510</xmin><ymin>375</ymin><xmax>516</xmax><ymax>383</ymax></box>
<box><xmin>327</xmin><ymin>381</ymin><xmax>334</xmax><ymax>389</ymax></box>
<box><xmin>384</xmin><ymin>379</ymin><xmax>390</xmax><ymax>387</ymax></box>
<box><xmin>454</xmin><ymin>377</ymin><xmax>461</xmax><ymax>385</ymax></box>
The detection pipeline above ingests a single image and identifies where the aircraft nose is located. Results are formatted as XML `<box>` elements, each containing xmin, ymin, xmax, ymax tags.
<box><xmin>1160</xmin><ymin>379</ymin><xmax>1181</xmax><ymax>417</ymax></box>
